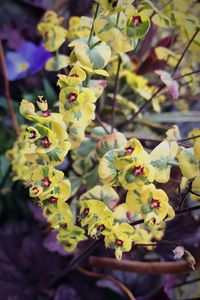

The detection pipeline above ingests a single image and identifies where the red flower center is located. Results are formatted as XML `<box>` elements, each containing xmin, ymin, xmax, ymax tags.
<box><xmin>70</xmin><ymin>73</ymin><xmax>79</xmax><ymax>78</ymax></box>
<box><xmin>115</xmin><ymin>239</ymin><xmax>124</xmax><ymax>247</ymax></box>
<box><xmin>41</xmin><ymin>176</ymin><xmax>51</xmax><ymax>189</ymax></box>
<box><xmin>132</xmin><ymin>165</ymin><xmax>144</xmax><ymax>176</ymax></box>
<box><xmin>151</xmin><ymin>199</ymin><xmax>161</xmax><ymax>209</ymax></box>
<box><xmin>32</xmin><ymin>186</ymin><xmax>40</xmax><ymax>194</ymax></box>
<box><xmin>81</xmin><ymin>208</ymin><xmax>90</xmax><ymax>218</ymax></box>
<box><xmin>42</xmin><ymin>109</ymin><xmax>51</xmax><ymax>117</ymax></box>
<box><xmin>97</xmin><ymin>224</ymin><xmax>105</xmax><ymax>232</ymax></box>
<box><xmin>40</xmin><ymin>136</ymin><xmax>51</xmax><ymax>148</ymax></box>
<box><xmin>49</xmin><ymin>196</ymin><xmax>58</xmax><ymax>204</ymax></box>
<box><xmin>67</xmin><ymin>92</ymin><xmax>78</xmax><ymax>103</ymax></box>
<box><xmin>29</xmin><ymin>130</ymin><xmax>37</xmax><ymax>139</ymax></box>
<box><xmin>124</xmin><ymin>146</ymin><xmax>134</xmax><ymax>155</ymax></box>
<box><xmin>132</xmin><ymin>16</ymin><xmax>142</xmax><ymax>27</ymax></box>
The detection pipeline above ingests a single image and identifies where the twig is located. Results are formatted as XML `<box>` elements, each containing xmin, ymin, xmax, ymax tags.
<box><xmin>179</xmin><ymin>189</ymin><xmax>190</xmax><ymax>211</ymax></box>
<box><xmin>88</xmin><ymin>255</ymin><xmax>199</xmax><ymax>274</ymax></box>
<box><xmin>131</xmin><ymin>204</ymin><xmax>200</xmax><ymax>227</ymax></box>
<box><xmin>95</xmin><ymin>112</ymin><xmax>110</xmax><ymax>135</ymax></box>
<box><xmin>179</xmin><ymin>134</ymin><xmax>200</xmax><ymax>143</ymax></box>
<box><xmin>50</xmin><ymin>238</ymin><xmax>101</xmax><ymax>285</ymax></box>
<box><xmin>122</xmin><ymin>28</ymin><xmax>200</xmax><ymax>127</ymax></box>
<box><xmin>0</xmin><ymin>40</ymin><xmax>20</xmax><ymax>135</ymax></box>
<box><xmin>175</xmin><ymin>69</ymin><xmax>200</xmax><ymax>81</ymax></box>
<box><xmin>111</xmin><ymin>56</ymin><xmax>122</xmax><ymax>133</ymax></box>
<box><xmin>171</xmin><ymin>28</ymin><xmax>200</xmax><ymax>77</ymax></box>
<box><xmin>78</xmin><ymin>267</ymin><xmax>136</xmax><ymax>300</ymax></box>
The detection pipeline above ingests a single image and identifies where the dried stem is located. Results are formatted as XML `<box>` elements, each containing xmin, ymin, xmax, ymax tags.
<box><xmin>111</xmin><ymin>56</ymin><xmax>122</xmax><ymax>133</ymax></box>
<box><xmin>78</xmin><ymin>267</ymin><xmax>136</xmax><ymax>300</ymax></box>
<box><xmin>88</xmin><ymin>255</ymin><xmax>199</xmax><ymax>275</ymax></box>
<box><xmin>0</xmin><ymin>40</ymin><xmax>20</xmax><ymax>136</ymax></box>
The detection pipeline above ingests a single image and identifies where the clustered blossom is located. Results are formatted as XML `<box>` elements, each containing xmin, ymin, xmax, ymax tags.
<box><xmin>7</xmin><ymin>0</ymin><xmax>200</xmax><ymax>261</ymax></box>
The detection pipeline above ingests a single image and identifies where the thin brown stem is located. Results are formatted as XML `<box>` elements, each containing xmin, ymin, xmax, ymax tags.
<box><xmin>171</xmin><ymin>28</ymin><xmax>200</xmax><ymax>77</ymax></box>
<box><xmin>123</xmin><ymin>28</ymin><xmax>200</xmax><ymax>127</ymax></box>
<box><xmin>78</xmin><ymin>267</ymin><xmax>136</xmax><ymax>300</ymax></box>
<box><xmin>0</xmin><ymin>40</ymin><xmax>20</xmax><ymax>135</ymax></box>
<box><xmin>111</xmin><ymin>56</ymin><xmax>122</xmax><ymax>133</ymax></box>
<box><xmin>95</xmin><ymin>112</ymin><xmax>110</xmax><ymax>135</ymax></box>
<box><xmin>175</xmin><ymin>69</ymin><xmax>200</xmax><ymax>81</ymax></box>
<box><xmin>179</xmin><ymin>134</ymin><xmax>200</xmax><ymax>143</ymax></box>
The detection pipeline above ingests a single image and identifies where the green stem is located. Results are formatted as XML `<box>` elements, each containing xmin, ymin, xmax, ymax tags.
<box><xmin>88</xmin><ymin>3</ymin><xmax>100</xmax><ymax>47</ymax></box>
<box><xmin>116</xmin><ymin>12</ymin><xmax>120</xmax><ymax>27</ymax></box>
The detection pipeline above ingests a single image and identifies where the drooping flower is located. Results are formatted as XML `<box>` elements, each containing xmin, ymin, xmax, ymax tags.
<box><xmin>37</xmin><ymin>11</ymin><xmax>68</xmax><ymax>52</ymax></box>
<box><xmin>104</xmin><ymin>222</ymin><xmax>134</xmax><ymax>260</ymax></box>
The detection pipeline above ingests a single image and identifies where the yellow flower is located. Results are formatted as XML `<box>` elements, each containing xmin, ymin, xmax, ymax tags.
<box><xmin>104</xmin><ymin>222</ymin><xmax>134</xmax><ymax>260</ymax></box>
<box><xmin>57</xmin><ymin>66</ymin><xmax>86</xmax><ymax>87</ymax></box>
<box><xmin>29</xmin><ymin>165</ymin><xmax>64</xmax><ymax>199</ymax></box>
<box><xmin>68</xmin><ymin>16</ymin><xmax>91</xmax><ymax>40</ymax></box>
<box><xmin>97</xmin><ymin>0</ymin><xmax>133</xmax><ymax>14</ymax></box>
<box><xmin>118</xmin><ymin>159</ymin><xmax>155</xmax><ymax>190</ymax></box>
<box><xmin>69</xmin><ymin>37</ymin><xmax>111</xmax><ymax>76</ymax></box>
<box><xmin>37</xmin><ymin>11</ymin><xmax>67</xmax><ymax>52</ymax></box>
<box><xmin>57</xmin><ymin>225</ymin><xmax>87</xmax><ymax>252</ymax></box>
<box><xmin>59</xmin><ymin>86</ymin><xmax>96</xmax><ymax>124</ymax></box>
<box><xmin>150</xmin><ymin>141</ymin><xmax>178</xmax><ymax>183</ymax></box>
<box><xmin>126</xmin><ymin>184</ymin><xmax>174</xmax><ymax>225</ymax></box>
<box><xmin>178</xmin><ymin>147</ymin><xmax>200</xmax><ymax>193</ymax></box>
<box><xmin>79</xmin><ymin>200</ymin><xmax>113</xmax><ymax>233</ymax></box>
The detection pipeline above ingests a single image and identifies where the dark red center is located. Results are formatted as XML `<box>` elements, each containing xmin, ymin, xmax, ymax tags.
<box><xmin>115</xmin><ymin>239</ymin><xmax>124</xmax><ymax>247</ymax></box>
<box><xmin>81</xmin><ymin>208</ymin><xmax>90</xmax><ymax>218</ymax></box>
<box><xmin>132</xmin><ymin>165</ymin><xmax>144</xmax><ymax>176</ymax></box>
<box><xmin>42</xmin><ymin>109</ymin><xmax>51</xmax><ymax>117</ymax></box>
<box><xmin>41</xmin><ymin>176</ymin><xmax>51</xmax><ymax>189</ymax></box>
<box><xmin>151</xmin><ymin>199</ymin><xmax>160</xmax><ymax>209</ymax></box>
<box><xmin>32</xmin><ymin>186</ymin><xmax>40</xmax><ymax>194</ymax></box>
<box><xmin>67</xmin><ymin>92</ymin><xmax>78</xmax><ymax>103</ymax></box>
<box><xmin>29</xmin><ymin>130</ymin><xmax>37</xmax><ymax>139</ymax></box>
<box><xmin>132</xmin><ymin>16</ymin><xmax>142</xmax><ymax>27</ymax></box>
<box><xmin>97</xmin><ymin>224</ymin><xmax>105</xmax><ymax>232</ymax></box>
<box><xmin>60</xmin><ymin>223</ymin><xmax>68</xmax><ymax>229</ymax></box>
<box><xmin>40</xmin><ymin>136</ymin><xmax>51</xmax><ymax>148</ymax></box>
<box><xmin>124</xmin><ymin>146</ymin><xmax>134</xmax><ymax>155</ymax></box>
<box><xmin>70</xmin><ymin>73</ymin><xmax>79</xmax><ymax>78</ymax></box>
<box><xmin>49</xmin><ymin>196</ymin><xmax>58</xmax><ymax>204</ymax></box>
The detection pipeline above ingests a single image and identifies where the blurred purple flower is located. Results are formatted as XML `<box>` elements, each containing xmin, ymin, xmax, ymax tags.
<box><xmin>5</xmin><ymin>41</ymin><xmax>52</xmax><ymax>81</ymax></box>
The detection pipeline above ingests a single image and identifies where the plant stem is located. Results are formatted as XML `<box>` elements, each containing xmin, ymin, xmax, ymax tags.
<box><xmin>179</xmin><ymin>134</ymin><xmax>200</xmax><ymax>142</ymax></box>
<box><xmin>88</xmin><ymin>3</ymin><xmax>100</xmax><ymax>47</ymax></box>
<box><xmin>111</xmin><ymin>56</ymin><xmax>122</xmax><ymax>132</ymax></box>
<box><xmin>0</xmin><ymin>40</ymin><xmax>20</xmax><ymax>136</ymax></box>
<box><xmin>131</xmin><ymin>204</ymin><xmax>200</xmax><ymax>227</ymax></box>
<box><xmin>95</xmin><ymin>112</ymin><xmax>110</xmax><ymax>134</ymax></box>
<box><xmin>123</xmin><ymin>28</ymin><xmax>200</xmax><ymax>127</ymax></box>
<box><xmin>78</xmin><ymin>267</ymin><xmax>136</xmax><ymax>300</ymax></box>
<box><xmin>50</xmin><ymin>238</ymin><xmax>101</xmax><ymax>285</ymax></box>
<box><xmin>171</xmin><ymin>28</ymin><xmax>200</xmax><ymax>77</ymax></box>
<box><xmin>88</xmin><ymin>254</ymin><xmax>199</xmax><ymax>274</ymax></box>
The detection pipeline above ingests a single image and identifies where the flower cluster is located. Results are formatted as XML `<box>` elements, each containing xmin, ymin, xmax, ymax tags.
<box><xmin>10</xmin><ymin>97</ymin><xmax>87</xmax><ymax>251</ymax></box>
<box><xmin>7</xmin><ymin>0</ymin><xmax>200</xmax><ymax>262</ymax></box>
